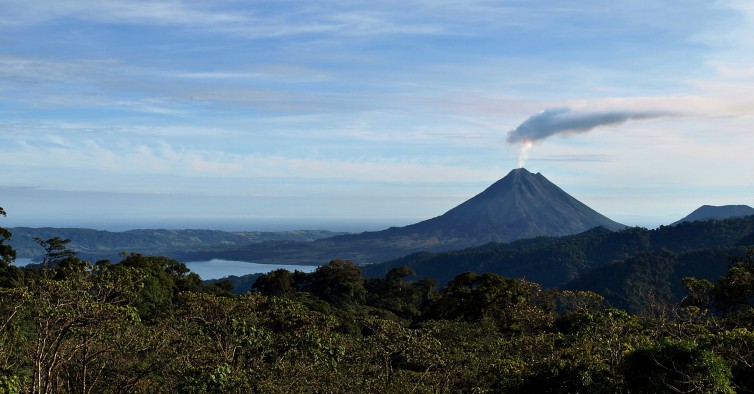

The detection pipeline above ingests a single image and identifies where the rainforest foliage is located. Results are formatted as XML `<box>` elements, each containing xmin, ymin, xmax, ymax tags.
<box><xmin>364</xmin><ymin>216</ymin><xmax>754</xmax><ymax>310</ymax></box>
<box><xmin>3</xmin><ymin>213</ymin><xmax>754</xmax><ymax>392</ymax></box>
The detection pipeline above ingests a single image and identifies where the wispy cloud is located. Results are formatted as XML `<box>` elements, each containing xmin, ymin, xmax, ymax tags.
<box><xmin>506</xmin><ymin>107</ymin><xmax>671</xmax><ymax>144</ymax></box>
<box><xmin>0</xmin><ymin>1</ymin><xmax>245</xmax><ymax>28</ymax></box>
<box><xmin>535</xmin><ymin>154</ymin><xmax>613</xmax><ymax>163</ymax></box>
<box><xmin>6</xmin><ymin>1</ymin><xmax>693</xmax><ymax>39</ymax></box>
<box><xmin>0</xmin><ymin>1</ymin><xmax>447</xmax><ymax>37</ymax></box>
<box><xmin>0</xmin><ymin>137</ymin><xmax>491</xmax><ymax>187</ymax></box>
<box><xmin>0</xmin><ymin>56</ymin><xmax>337</xmax><ymax>115</ymax></box>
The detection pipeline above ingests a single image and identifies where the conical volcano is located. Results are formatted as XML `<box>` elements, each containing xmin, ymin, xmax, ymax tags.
<box><xmin>330</xmin><ymin>168</ymin><xmax>626</xmax><ymax>251</ymax></box>
<box><xmin>179</xmin><ymin>168</ymin><xmax>627</xmax><ymax>264</ymax></box>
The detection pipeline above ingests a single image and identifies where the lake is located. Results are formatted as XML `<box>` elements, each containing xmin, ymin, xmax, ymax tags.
<box><xmin>184</xmin><ymin>259</ymin><xmax>318</xmax><ymax>280</ymax></box>
<box><xmin>13</xmin><ymin>258</ymin><xmax>35</xmax><ymax>266</ymax></box>
<box><xmin>12</xmin><ymin>258</ymin><xmax>318</xmax><ymax>280</ymax></box>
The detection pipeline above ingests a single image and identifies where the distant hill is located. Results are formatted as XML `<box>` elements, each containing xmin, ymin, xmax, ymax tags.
<box><xmin>361</xmin><ymin>215</ymin><xmax>754</xmax><ymax>289</ymax></box>
<box><xmin>671</xmin><ymin>205</ymin><xmax>754</xmax><ymax>226</ymax></box>
<box><xmin>181</xmin><ymin>168</ymin><xmax>626</xmax><ymax>264</ymax></box>
<box><xmin>7</xmin><ymin>228</ymin><xmax>342</xmax><ymax>262</ymax></box>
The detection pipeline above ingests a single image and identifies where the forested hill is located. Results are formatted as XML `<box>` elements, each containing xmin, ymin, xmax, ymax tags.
<box><xmin>5</xmin><ymin>209</ymin><xmax>754</xmax><ymax>391</ymax></box>
<box><xmin>4</xmin><ymin>241</ymin><xmax>754</xmax><ymax>392</ymax></box>
<box><xmin>671</xmin><ymin>204</ymin><xmax>754</xmax><ymax>225</ymax></box>
<box><xmin>362</xmin><ymin>215</ymin><xmax>754</xmax><ymax>289</ymax></box>
<box><xmin>8</xmin><ymin>227</ymin><xmax>343</xmax><ymax>262</ymax></box>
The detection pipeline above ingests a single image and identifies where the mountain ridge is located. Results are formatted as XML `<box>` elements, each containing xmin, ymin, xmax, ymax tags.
<box><xmin>671</xmin><ymin>204</ymin><xmax>754</xmax><ymax>226</ymax></box>
<box><xmin>361</xmin><ymin>214</ymin><xmax>754</xmax><ymax>289</ymax></box>
<box><xmin>7</xmin><ymin>227</ymin><xmax>343</xmax><ymax>262</ymax></box>
<box><xmin>9</xmin><ymin>168</ymin><xmax>628</xmax><ymax>265</ymax></box>
<box><xmin>182</xmin><ymin>168</ymin><xmax>627</xmax><ymax>264</ymax></box>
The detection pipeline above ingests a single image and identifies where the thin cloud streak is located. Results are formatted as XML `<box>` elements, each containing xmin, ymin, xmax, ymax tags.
<box><xmin>0</xmin><ymin>1</ymin><xmax>245</xmax><ymax>28</ymax></box>
<box><xmin>3</xmin><ymin>1</ymin><xmax>698</xmax><ymax>39</ymax></box>
<box><xmin>506</xmin><ymin>107</ymin><xmax>672</xmax><ymax>144</ymax></box>
<box><xmin>0</xmin><ymin>1</ymin><xmax>447</xmax><ymax>37</ymax></box>
<box><xmin>0</xmin><ymin>139</ymin><xmax>493</xmax><ymax>187</ymax></box>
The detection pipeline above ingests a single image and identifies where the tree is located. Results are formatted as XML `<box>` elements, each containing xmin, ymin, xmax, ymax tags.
<box><xmin>712</xmin><ymin>249</ymin><xmax>754</xmax><ymax>314</ymax></box>
<box><xmin>0</xmin><ymin>286</ymin><xmax>26</xmax><ymax>390</ymax></box>
<box><xmin>0</xmin><ymin>207</ymin><xmax>16</xmax><ymax>267</ymax></box>
<box><xmin>2</xmin><ymin>274</ymin><xmax>145</xmax><ymax>394</ymax></box>
<box><xmin>0</xmin><ymin>207</ymin><xmax>23</xmax><ymax>288</ymax></box>
<box><xmin>304</xmin><ymin>260</ymin><xmax>367</xmax><ymax>307</ymax></box>
<box><xmin>680</xmin><ymin>277</ymin><xmax>715</xmax><ymax>310</ymax></box>
<box><xmin>425</xmin><ymin>272</ymin><xmax>554</xmax><ymax>334</ymax></box>
<box><xmin>364</xmin><ymin>266</ymin><xmax>435</xmax><ymax>320</ymax></box>
<box><xmin>705</xmin><ymin>328</ymin><xmax>754</xmax><ymax>392</ymax></box>
<box><xmin>116</xmin><ymin>253</ymin><xmax>201</xmax><ymax>319</ymax></box>
<box><xmin>33</xmin><ymin>236</ymin><xmax>77</xmax><ymax>272</ymax></box>
<box><xmin>253</xmin><ymin>269</ymin><xmax>297</xmax><ymax>297</ymax></box>
<box><xmin>623</xmin><ymin>340</ymin><xmax>734</xmax><ymax>393</ymax></box>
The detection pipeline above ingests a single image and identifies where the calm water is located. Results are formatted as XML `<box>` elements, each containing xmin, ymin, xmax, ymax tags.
<box><xmin>13</xmin><ymin>258</ymin><xmax>35</xmax><ymax>266</ymax></box>
<box><xmin>12</xmin><ymin>258</ymin><xmax>318</xmax><ymax>280</ymax></box>
<box><xmin>184</xmin><ymin>260</ymin><xmax>318</xmax><ymax>280</ymax></box>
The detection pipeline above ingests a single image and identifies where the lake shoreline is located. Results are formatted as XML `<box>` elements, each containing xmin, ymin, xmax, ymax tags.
<box><xmin>12</xmin><ymin>257</ymin><xmax>320</xmax><ymax>280</ymax></box>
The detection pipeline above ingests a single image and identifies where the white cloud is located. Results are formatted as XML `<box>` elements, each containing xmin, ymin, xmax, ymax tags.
<box><xmin>2</xmin><ymin>0</ymin><xmax>754</xmax><ymax>228</ymax></box>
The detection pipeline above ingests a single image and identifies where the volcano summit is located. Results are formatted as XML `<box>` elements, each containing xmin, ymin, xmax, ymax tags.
<box><xmin>330</xmin><ymin>168</ymin><xmax>625</xmax><ymax>249</ymax></box>
<box><xmin>179</xmin><ymin>168</ymin><xmax>626</xmax><ymax>264</ymax></box>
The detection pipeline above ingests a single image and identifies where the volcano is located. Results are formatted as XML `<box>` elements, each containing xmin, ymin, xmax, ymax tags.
<box><xmin>328</xmin><ymin>168</ymin><xmax>626</xmax><ymax>252</ymax></box>
<box><xmin>178</xmin><ymin>168</ymin><xmax>627</xmax><ymax>264</ymax></box>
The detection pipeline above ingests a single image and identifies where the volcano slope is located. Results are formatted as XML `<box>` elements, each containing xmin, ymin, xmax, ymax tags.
<box><xmin>178</xmin><ymin>168</ymin><xmax>625</xmax><ymax>264</ymax></box>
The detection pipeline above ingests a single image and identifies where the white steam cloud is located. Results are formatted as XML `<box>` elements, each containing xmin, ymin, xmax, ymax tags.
<box><xmin>507</xmin><ymin>107</ymin><xmax>670</xmax><ymax>167</ymax></box>
<box><xmin>517</xmin><ymin>141</ymin><xmax>532</xmax><ymax>168</ymax></box>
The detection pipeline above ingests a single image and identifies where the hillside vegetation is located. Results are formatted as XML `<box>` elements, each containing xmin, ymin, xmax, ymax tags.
<box><xmin>362</xmin><ymin>216</ymin><xmax>754</xmax><ymax>309</ymax></box>
<box><xmin>4</xmin><ymin>207</ymin><xmax>754</xmax><ymax>392</ymax></box>
<box><xmin>2</xmin><ymin>250</ymin><xmax>754</xmax><ymax>392</ymax></box>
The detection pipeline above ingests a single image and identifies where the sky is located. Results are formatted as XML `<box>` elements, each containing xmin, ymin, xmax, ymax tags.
<box><xmin>2</xmin><ymin>0</ymin><xmax>754</xmax><ymax>231</ymax></box>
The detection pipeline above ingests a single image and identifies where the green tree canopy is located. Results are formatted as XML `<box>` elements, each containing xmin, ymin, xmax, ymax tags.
<box><xmin>0</xmin><ymin>207</ymin><xmax>16</xmax><ymax>267</ymax></box>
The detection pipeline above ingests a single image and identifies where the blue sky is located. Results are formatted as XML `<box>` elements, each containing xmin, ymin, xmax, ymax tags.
<box><xmin>2</xmin><ymin>0</ymin><xmax>754</xmax><ymax>231</ymax></box>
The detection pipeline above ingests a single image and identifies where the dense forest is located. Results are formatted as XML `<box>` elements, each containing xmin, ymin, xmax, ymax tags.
<box><xmin>3</xmin><ymin>209</ymin><xmax>754</xmax><ymax>392</ymax></box>
<box><xmin>363</xmin><ymin>217</ymin><xmax>754</xmax><ymax>310</ymax></box>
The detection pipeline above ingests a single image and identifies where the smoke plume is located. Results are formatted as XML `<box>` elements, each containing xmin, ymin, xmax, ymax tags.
<box><xmin>506</xmin><ymin>107</ymin><xmax>667</xmax><ymax>144</ymax></box>
<box><xmin>507</xmin><ymin>107</ymin><xmax>669</xmax><ymax>167</ymax></box>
